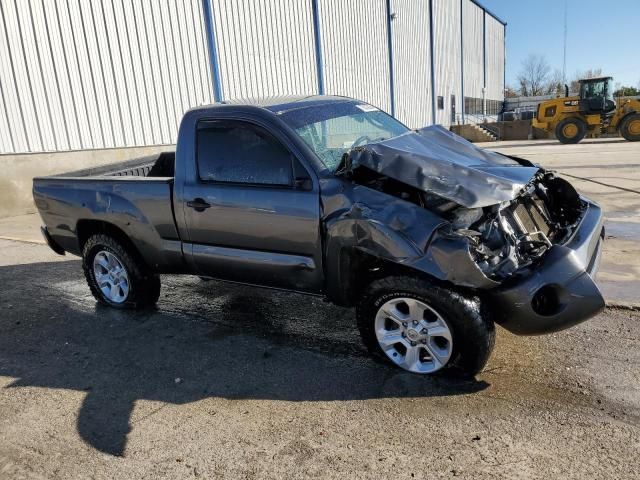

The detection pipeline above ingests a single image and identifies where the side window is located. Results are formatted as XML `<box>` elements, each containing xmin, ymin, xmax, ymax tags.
<box><xmin>197</xmin><ymin>121</ymin><xmax>294</xmax><ymax>186</ymax></box>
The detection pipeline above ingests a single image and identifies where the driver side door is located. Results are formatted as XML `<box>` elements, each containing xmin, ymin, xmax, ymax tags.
<box><xmin>181</xmin><ymin>119</ymin><xmax>323</xmax><ymax>293</ymax></box>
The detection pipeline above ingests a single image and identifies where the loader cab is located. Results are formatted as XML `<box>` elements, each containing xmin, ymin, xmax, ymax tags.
<box><xmin>579</xmin><ymin>77</ymin><xmax>616</xmax><ymax>115</ymax></box>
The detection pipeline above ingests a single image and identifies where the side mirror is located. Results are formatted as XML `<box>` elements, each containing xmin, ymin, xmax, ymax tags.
<box><xmin>294</xmin><ymin>177</ymin><xmax>312</xmax><ymax>191</ymax></box>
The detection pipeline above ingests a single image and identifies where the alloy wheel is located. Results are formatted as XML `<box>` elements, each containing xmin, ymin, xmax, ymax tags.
<box><xmin>93</xmin><ymin>250</ymin><xmax>130</xmax><ymax>303</ymax></box>
<box><xmin>375</xmin><ymin>297</ymin><xmax>453</xmax><ymax>374</ymax></box>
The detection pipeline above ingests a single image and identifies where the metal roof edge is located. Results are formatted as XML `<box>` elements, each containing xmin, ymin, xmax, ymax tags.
<box><xmin>469</xmin><ymin>0</ymin><xmax>507</xmax><ymax>26</ymax></box>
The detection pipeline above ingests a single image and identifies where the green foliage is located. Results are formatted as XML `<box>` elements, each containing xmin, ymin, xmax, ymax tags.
<box><xmin>614</xmin><ymin>86</ymin><xmax>640</xmax><ymax>97</ymax></box>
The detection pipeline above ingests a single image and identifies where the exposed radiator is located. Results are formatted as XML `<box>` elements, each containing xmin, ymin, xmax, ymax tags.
<box><xmin>508</xmin><ymin>197</ymin><xmax>553</xmax><ymax>238</ymax></box>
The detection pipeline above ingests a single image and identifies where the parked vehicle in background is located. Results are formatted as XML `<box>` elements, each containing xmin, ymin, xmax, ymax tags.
<box><xmin>34</xmin><ymin>96</ymin><xmax>606</xmax><ymax>376</ymax></box>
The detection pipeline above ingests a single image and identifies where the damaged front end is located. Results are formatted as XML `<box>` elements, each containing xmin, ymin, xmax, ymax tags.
<box><xmin>446</xmin><ymin>170</ymin><xmax>585</xmax><ymax>283</ymax></box>
<box><xmin>338</xmin><ymin>128</ymin><xmax>605</xmax><ymax>335</ymax></box>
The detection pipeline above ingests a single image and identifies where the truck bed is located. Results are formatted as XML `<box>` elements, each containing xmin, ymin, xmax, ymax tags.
<box><xmin>33</xmin><ymin>151</ymin><xmax>182</xmax><ymax>271</ymax></box>
<box><xmin>50</xmin><ymin>151</ymin><xmax>175</xmax><ymax>179</ymax></box>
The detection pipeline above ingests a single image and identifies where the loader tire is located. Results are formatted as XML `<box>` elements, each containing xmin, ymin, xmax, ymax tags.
<box><xmin>620</xmin><ymin>113</ymin><xmax>640</xmax><ymax>142</ymax></box>
<box><xmin>556</xmin><ymin>117</ymin><xmax>586</xmax><ymax>144</ymax></box>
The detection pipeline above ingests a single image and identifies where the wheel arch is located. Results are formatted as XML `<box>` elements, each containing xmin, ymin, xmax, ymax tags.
<box><xmin>617</xmin><ymin>110</ymin><xmax>640</xmax><ymax>130</ymax></box>
<box><xmin>327</xmin><ymin>247</ymin><xmax>420</xmax><ymax>307</ymax></box>
<box><xmin>76</xmin><ymin>220</ymin><xmax>148</xmax><ymax>268</ymax></box>
<box><xmin>327</xmin><ymin>245</ymin><xmax>480</xmax><ymax>308</ymax></box>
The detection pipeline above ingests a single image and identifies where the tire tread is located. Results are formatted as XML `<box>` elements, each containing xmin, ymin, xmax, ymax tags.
<box><xmin>356</xmin><ymin>276</ymin><xmax>494</xmax><ymax>377</ymax></box>
<box><xmin>82</xmin><ymin>234</ymin><xmax>160</xmax><ymax>309</ymax></box>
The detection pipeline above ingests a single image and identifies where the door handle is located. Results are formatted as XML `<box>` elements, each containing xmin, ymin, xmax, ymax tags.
<box><xmin>186</xmin><ymin>198</ymin><xmax>211</xmax><ymax>212</ymax></box>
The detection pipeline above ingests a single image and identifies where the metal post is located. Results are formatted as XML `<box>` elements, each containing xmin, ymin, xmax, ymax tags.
<box><xmin>311</xmin><ymin>0</ymin><xmax>325</xmax><ymax>95</ymax></box>
<box><xmin>482</xmin><ymin>9</ymin><xmax>486</xmax><ymax>120</ymax></box>
<box><xmin>460</xmin><ymin>0</ymin><xmax>465</xmax><ymax>124</ymax></box>
<box><xmin>428</xmin><ymin>0</ymin><xmax>436</xmax><ymax>124</ymax></box>
<box><xmin>503</xmin><ymin>22</ymin><xmax>507</xmax><ymax>114</ymax></box>
<box><xmin>201</xmin><ymin>0</ymin><xmax>223</xmax><ymax>102</ymax></box>
<box><xmin>385</xmin><ymin>0</ymin><xmax>396</xmax><ymax>116</ymax></box>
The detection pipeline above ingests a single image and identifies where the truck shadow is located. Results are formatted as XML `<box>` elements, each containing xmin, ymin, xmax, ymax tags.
<box><xmin>0</xmin><ymin>260</ymin><xmax>488</xmax><ymax>457</ymax></box>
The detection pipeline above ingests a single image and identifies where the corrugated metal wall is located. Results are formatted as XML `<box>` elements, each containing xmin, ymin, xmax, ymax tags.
<box><xmin>212</xmin><ymin>0</ymin><xmax>318</xmax><ymax>100</ymax></box>
<box><xmin>0</xmin><ymin>0</ymin><xmax>505</xmax><ymax>154</ymax></box>
<box><xmin>433</xmin><ymin>0</ymin><xmax>461</xmax><ymax>126</ymax></box>
<box><xmin>461</xmin><ymin>0</ymin><xmax>484</xmax><ymax>102</ymax></box>
<box><xmin>0</xmin><ymin>0</ymin><xmax>213</xmax><ymax>154</ymax></box>
<box><xmin>389</xmin><ymin>0</ymin><xmax>432</xmax><ymax>128</ymax></box>
<box><xmin>318</xmin><ymin>0</ymin><xmax>392</xmax><ymax>113</ymax></box>
<box><xmin>484</xmin><ymin>13</ymin><xmax>504</xmax><ymax>101</ymax></box>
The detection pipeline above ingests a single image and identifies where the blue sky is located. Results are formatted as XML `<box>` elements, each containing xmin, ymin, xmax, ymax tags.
<box><xmin>480</xmin><ymin>0</ymin><xmax>639</xmax><ymax>89</ymax></box>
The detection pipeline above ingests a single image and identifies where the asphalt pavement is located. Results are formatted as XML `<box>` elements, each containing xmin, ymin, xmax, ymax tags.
<box><xmin>0</xmin><ymin>238</ymin><xmax>639</xmax><ymax>479</ymax></box>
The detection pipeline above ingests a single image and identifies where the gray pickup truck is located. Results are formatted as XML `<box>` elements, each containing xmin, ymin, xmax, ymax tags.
<box><xmin>33</xmin><ymin>95</ymin><xmax>605</xmax><ymax>377</ymax></box>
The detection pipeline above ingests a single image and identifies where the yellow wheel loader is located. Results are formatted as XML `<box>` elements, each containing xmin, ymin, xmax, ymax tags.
<box><xmin>532</xmin><ymin>76</ymin><xmax>640</xmax><ymax>144</ymax></box>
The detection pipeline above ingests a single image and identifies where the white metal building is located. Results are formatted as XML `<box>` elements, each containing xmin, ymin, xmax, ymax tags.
<box><xmin>0</xmin><ymin>0</ymin><xmax>505</xmax><ymax>154</ymax></box>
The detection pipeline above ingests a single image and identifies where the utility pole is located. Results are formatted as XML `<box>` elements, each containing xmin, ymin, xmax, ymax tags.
<box><xmin>562</xmin><ymin>0</ymin><xmax>568</xmax><ymax>85</ymax></box>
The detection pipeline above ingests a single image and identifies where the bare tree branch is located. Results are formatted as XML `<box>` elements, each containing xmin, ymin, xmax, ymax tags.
<box><xmin>517</xmin><ymin>54</ymin><xmax>551</xmax><ymax>96</ymax></box>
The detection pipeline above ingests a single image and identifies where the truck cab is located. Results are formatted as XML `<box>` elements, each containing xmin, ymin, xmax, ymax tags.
<box><xmin>578</xmin><ymin>76</ymin><xmax>616</xmax><ymax>115</ymax></box>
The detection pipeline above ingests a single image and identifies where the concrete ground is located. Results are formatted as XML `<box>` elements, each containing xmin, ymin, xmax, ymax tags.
<box><xmin>0</xmin><ymin>138</ymin><xmax>639</xmax><ymax>479</ymax></box>
<box><xmin>1</xmin><ymin>237</ymin><xmax>639</xmax><ymax>480</ymax></box>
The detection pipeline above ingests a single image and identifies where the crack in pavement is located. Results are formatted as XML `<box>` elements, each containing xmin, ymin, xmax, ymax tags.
<box><xmin>557</xmin><ymin>172</ymin><xmax>640</xmax><ymax>195</ymax></box>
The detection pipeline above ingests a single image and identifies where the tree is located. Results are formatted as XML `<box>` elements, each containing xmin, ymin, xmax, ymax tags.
<box><xmin>505</xmin><ymin>85</ymin><xmax>519</xmax><ymax>98</ymax></box>
<box><xmin>569</xmin><ymin>68</ymin><xmax>603</xmax><ymax>94</ymax></box>
<box><xmin>613</xmin><ymin>85</ymin><xmax>640</xmax><ymax>97</ymax></box>
<box><xmin>546</xmin><ymin>69</ymin><xmax>565</xmax><ymax>96</ymax></box>
<box><xmin>517</xmin><ymin>54</ymin><xmax>551</xmax><ymax>96</ymax></box>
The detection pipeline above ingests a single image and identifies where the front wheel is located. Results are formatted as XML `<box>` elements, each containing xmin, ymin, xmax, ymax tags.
<box><xmin>620</xmin><ymin>113</ymin><xmax>640</xmax><ymax>141</ymax></box>
<box><xmin>555</xmin><ymin>117</ymin><xmax>587</xmax><ymax>144</ymax></box>
<box><xmin>356</xmin><ymin>277</ymin><xmax>494</xmax><ymax>377</ymax></box>
<box><xmin>82</xmin><ymin>234</ymin><xmax>161</xmax><ymax>309</ymax></box>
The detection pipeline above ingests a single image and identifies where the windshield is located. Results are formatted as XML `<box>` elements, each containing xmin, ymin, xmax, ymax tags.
<box><xmin>279</xmin><ymin>102</ymin><xmax>409</xmax><ymax>172</ymax></box>
<box><xmin>581</xmin><ymin>79</ymin><xmax>614</xmax><ymax>101</ymax></box>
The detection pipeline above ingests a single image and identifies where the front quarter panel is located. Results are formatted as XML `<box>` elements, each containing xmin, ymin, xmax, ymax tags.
<box><xmin>321</xmin><ymin>180</ymin><xmax>449</xmax><ymax>304</ymax></box>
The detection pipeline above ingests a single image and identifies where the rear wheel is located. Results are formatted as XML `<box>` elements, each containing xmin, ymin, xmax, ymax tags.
<box><xmin>356</xmin><ymin>276</ymin><xmax>495</xmax><ymax>377</ymax></box>
<box><xmin>82</xmin><ymin>234</ymin><xmax>160</xmax><ymax>309</ymax></box>
<box><xmin>555</xmin><ymin>117</ymin><xmax>587</xmax><ymax>144</ymax></box>
<box><xmin>620</xmin><ymin>113</ymin><xmax>640</xmax><ymax>141</ymax></box>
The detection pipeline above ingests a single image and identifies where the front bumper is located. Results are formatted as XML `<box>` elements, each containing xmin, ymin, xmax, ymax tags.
<box><xmin>489</xmin><ymin>200</ymin><xmax>605</xmax><ymax>335</ymax></box>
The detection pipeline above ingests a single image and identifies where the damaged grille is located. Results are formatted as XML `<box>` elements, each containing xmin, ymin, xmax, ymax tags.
<box><xmin>508</xmin><ymin>196</ymin><xmax>554</xmax><ymax>239</ymax></box>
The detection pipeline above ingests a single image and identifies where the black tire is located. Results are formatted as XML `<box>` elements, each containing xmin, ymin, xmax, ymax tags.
<box><xmin>555</xmin><ymin>117</ymin><xmax>587</xmax><ymax>144</ymax></box>
<box><xmin>356</xmin><ymin>276</ymin><xmax>494</xmax><ymax>377</ymax></box>
<box><xmin>620</xmin><ymin>113</ymin><xmax>640</xmax><ymax>141</ymax></box>
<box><xmin>82</xmin><ymin>234</ymin><xmax>160</xmax><ymax>309</ymax></box>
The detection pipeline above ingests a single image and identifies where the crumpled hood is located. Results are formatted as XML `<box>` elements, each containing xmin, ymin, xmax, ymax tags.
<box><xmin>344</xmin><ymin>125</ymin><xmax>540</xmax><ymax>208</ymax></box>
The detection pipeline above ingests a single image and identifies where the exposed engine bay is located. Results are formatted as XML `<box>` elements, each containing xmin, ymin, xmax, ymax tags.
<box><xmin>448</xmin><ymin>172</ymin><xmax>585</xmax><ymax>280</ymax></box>
<box><xmin>348</xmin><ymin>166</ymin><xmax>586</xmax><ymax>281</ymax></box>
